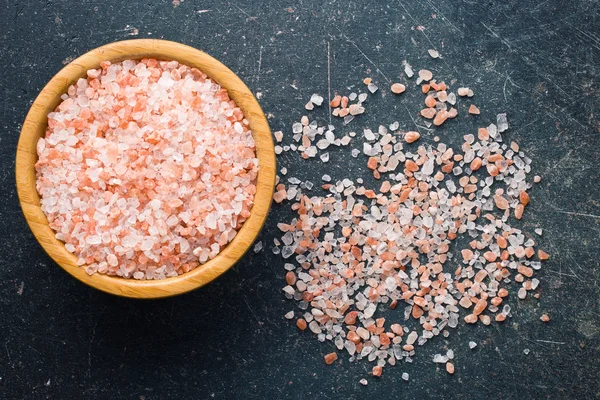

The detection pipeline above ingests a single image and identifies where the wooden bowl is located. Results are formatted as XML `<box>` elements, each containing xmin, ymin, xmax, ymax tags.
<box><xmin>15</xmin><ymin>39</ymin><xmax>276</xmax><ymax>298</ymax></box>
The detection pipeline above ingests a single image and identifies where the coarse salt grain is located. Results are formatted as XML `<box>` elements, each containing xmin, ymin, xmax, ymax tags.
<box><xmin>36</xmin><ymin>59</ymin><xmax>258</xmax><ymax>279</ymax></box>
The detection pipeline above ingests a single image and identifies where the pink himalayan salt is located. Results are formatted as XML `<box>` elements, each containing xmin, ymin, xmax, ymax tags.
<box><xmin>35</xmin><ymin>59</ymin><xmax>258</xmax><ymax>279</ymax></box>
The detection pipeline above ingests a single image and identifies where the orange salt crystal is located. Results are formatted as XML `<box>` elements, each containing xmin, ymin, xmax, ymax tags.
<box><xmin>520</xmin><ymin>191</ymin><xmax>530</xmax><ymax>205</ymax></box>
<box><xmin>324</xmin><ymin>352</ymin><xmax>338</xmax><ymax>365</ymax></box>
<box><xmin>494</xmin><ymin>195</ymin><xmax>509</xmax><ymax>210</ymax></box>
<box><xmin>497</xmin><ymin>235</ymin><xmax>508</xmax><ymax>248</ymax></box>
<box><xmin>330</xmin><ymin>95</ymin><xmax>341</xmax><ymax>107</ymax></box>
<box><xmin>391</xmin><ymin>324</ymin><xmax>403</xmax><ymax>335</ymax></box>
<box><xmin>347</xmin><ymin>331</ymin><xmax>361</xmax><ymax>343</ymax></box>
<box><xmin>468</xmin><ymin>104</ymin><xmax>480</xmax><ymax>114</ymax></box>
<box><xmin>464</xmin><ymin>314</ymin><xmax>477</xmax><ymax>324</ymax></box>
<box><xmin>498</xmin><ymin>288</ymin><xmax>509</xmax><ymax>297</ymax></box>
<box><xmin>345</xmin><ymin>311</ymin><xmax>359</xmax><ymax>325</ymax></box>
<box><xmin>422</xmin><ymin>84</ymin><xmax>431</xmax><ymax>93</ymax></box>
<box><xmin>488</xmin><ymin>154</ymin><xmax>504</xmax><ymax>162</ymax></box>
<box><xmin>461</xmin><ymin>249</ymin><xmax>474</xmax><ymax>261</ymax></box>
<box><xmin>495</xmin><ymin>314</ymin><xmax>507</xmax><ymax>322</ymax></box>
<box><xmin>491</xmin><ymin>297</ymin><xmax>503</xmax><ymax>306</ymax></box>
<box><xmin>405</xmin><ymin>131</ymin><xmax>421</xmax><ymax>143</ymax></box>
<box><xmin>515</xmin><ymin>204</ymin><xmax>524</xmax><ymax>219</ymax></box>
<box><xmin>469</xmin><ymin>157</ymin><xmax>482</xmax><ymax>171</ymax></box>
<box><xmin>363</xmin><ymin>77</ymin><xmax>372</xmax><ymax>85</ymax></box>
<box><xmin>459</xmin><ymin>296</ymin><xmax>472</xmax><ymax>308</ymax></box>
<box><xmin>285</xmin><ymin>271</ymin><xmax>297</xmax><ymax>285</ymax></box>
<box><xmin>446</xmin><ymin>362</ymin><xmax>455</xmax><ymax>374</ymax></box>
<box><xmin>478</xmin><ymin>127</ymin><xmax>489</xmax><ymax>140</ymax></box>
<box><xmin>372</xmin><ymin>366</ymin><xmax>383</xmax><ymax>377</ymax></box>
<box><xmin>483</xmin><ymin>251</ymin><xmax>497</xmax><ymax>262</ymax></box>
<box><xmin>525</xmin><ymin>247</ymin><xmax>535</xmax><ymax>258</ymax></box>
<box><xmin>367</xmin><ymin>157</ymin><xmax>378</xmax><ymax>170</ymax></box>
<box><xmin>540</xmin><ymin>314</ymin><xmax>550</xmax><ymax>323</ymax></box>
<box><xmin>391</xmin><ymin>83</ymin><xmax>406</xmax><ymax>94</ymax></box>
<box><xmin>447</xmin><ymin>107</ymin><xmax>458</xmax><ymax>118</ymax></box>
<box><xmin>473</xmin><ymin>298</ymin><xmax>488</xmax><ymax>315</ymax></box>
<box><xmin>296</xmin><ymin>319</ymin><xmax>307</xmax><ymax>330</ymax></box>
<box><xmin>433</xmin><ymin>110</ymin><xmax>449</xmax><ymax>126</ymax></box>
<box><xmin>421</xmin><ymin>108</ymin><xmax>437</xmax><ymax>119</ymax></box>
<box><xmin>412</xmin><ymin>305</ymin><xmax>424</xmax><ymax>318</ymax></box>
<box><xmin>425</xmin><ymin>95</ymin><xmax>437</xmax><ymax>108</ymax></box>
<box><xmin>405</xmin><ymin>160</ymin><xmax>419</xmax><ymax>172</ymax></box>
<box><xmin>538</xmin><ymin>250</ymin><xmax>549</xmax><ymax>260</ymax></box>
<box><xmin>273</xmin><ymin>190</ymin><xmax>287</xmax><ymax>203</ymax></box>
<box><xmin>437</xmin><ymin>91</ymin><xmax>448</xmax><ymax>102</ymax></box>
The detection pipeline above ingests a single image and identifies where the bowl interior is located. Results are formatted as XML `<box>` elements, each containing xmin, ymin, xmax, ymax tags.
<box><xmin>15</xmin><ymin>39</ymin><xmax>276</xmax><ymax>298</ymax></box>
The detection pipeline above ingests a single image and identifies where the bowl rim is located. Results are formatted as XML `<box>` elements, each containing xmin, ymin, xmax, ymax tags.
<box><xmin>15</xmin><ymin>39</ymin><xmax>276</xmax><ymax>298</ymax></box>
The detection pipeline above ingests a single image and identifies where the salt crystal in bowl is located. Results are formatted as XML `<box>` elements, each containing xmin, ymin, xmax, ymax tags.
<box><xmin>16</xmin><ymin>39</ymin><xmax>276</xmax><ymax>298</ymax></box>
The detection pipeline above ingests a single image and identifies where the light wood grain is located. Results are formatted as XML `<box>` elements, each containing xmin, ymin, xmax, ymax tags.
<box><xmin>16</xmin><ymin>39</ymin><xmax>276</xmax><ymax>298</ymax></box>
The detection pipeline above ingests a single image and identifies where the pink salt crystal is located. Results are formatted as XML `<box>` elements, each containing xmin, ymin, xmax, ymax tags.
<box><xmin>36</xmin><ymin>59</ymin><xmax>258</xmax><ymax>279</ymax></box>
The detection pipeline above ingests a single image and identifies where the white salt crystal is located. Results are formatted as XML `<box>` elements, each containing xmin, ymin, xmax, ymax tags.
<box><xmin>310</xmin><ymin>93</ymin><xmax>324</xmax><ymax>106</ymax></box>
<box><xmin>497</xmin><ymin>113</ymin><xmax>509</xmax><ymax>132</ymax></box>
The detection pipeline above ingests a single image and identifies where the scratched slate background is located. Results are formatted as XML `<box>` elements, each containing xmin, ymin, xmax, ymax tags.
<box><xmin>1</xmin><ymin>0</ymin><xmax>599</xmax><ymax>399</ymax></box>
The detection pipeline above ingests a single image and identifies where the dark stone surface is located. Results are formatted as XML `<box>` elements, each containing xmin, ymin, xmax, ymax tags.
<box><xmin>1</xmin><ymin>0</ymin><xmax>600</xmax><ymax>398</ymax></box>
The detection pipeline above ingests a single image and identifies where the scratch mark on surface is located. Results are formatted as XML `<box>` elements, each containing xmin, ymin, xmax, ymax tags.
<box><xmin>481</xmin><ymin>22</ymin><xmax>513</xmax><ymax>50</ymax></box>
<box><xmin>535</xmin><ymin>339</ymin><xmax>566</xmax><ymax>345</ymax></box>
<box><xmin>196</xmin><ymin>9</ymin><xmax>211</xmax><ymax>14</ymax></box>
<box><xmin>424</xmin><ymin>0</ymin><xmax>463</xmax><ymax>34</ymax></box>
<box><xmin>327</xmin><ymin>41</ymin><xmax>332</xmax><ymax>126</ymax></box>
<box><xmin>257</xmin><ymin>46</ymin><xmax>263</xmax><ymax>83</ymax></box>
<box><xmin>5</xmin><ymin>342</ymin><xmax>13</xmax><ymax>367</ymax></box>
<box><xmin>243</xmin><ymin>295</ymin><xmax>261</xmax><ymax>325</ymax></box>
<box><xmin>551</xmin><ymin>210</ymin><xmax>600</xmax><ymax>219</ymax></box>
<box><xmin>342</xmin><ymin>35</ymin><xmax>390</xmax><ymax>84</ymax></box>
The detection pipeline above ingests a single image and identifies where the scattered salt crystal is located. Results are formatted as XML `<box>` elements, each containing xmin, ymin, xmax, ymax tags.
<box><xmin>404</xmin><ymin>63</ymin><xmax>414</xmax><ymax>78</ymax></box>
<box><xmin>469</xmin><ymin>341</ymin><xmax>477</xmax><ymax>349</ymax></box>
<box><xmin>535</xmin><ymin>228</ymin><xmax>543</xmax><ymax>236</ymax></box>
<box><xmin>310</xmin><ymin>94</ymin><xmax>324</xmax><ymax>106</ymax></box>
<box><xmin>523</xmin><ymin>349</ymin><xmax>530</xmax><ymax>355</ymax></box>
<box><xmin>497</xmin><ymin>113</ymin><xmax>509</xmax><ymax>132</ymax></box>
<box><xmin>367</xmin><ymin>83</ymin><xmax>378</xmax><ymax>93</ymax></box>
<box><xmin>360</xmin><ymin>378</ymin><xmax>368</xmax><ymax>386</ymax></box>
<box><xmin>284</xmin><ymin>311</ymin><xmax>295</xmax><ymax>319</ymax></box>
<box><xmin>402</xmin><ymin>373</ymin><xmax>409</xmax><ymax>381</ymax></box>
<box><xmin>428</xmin><ymin>49</ymin><xmax>440</xmax><ymax>58</ymax></box>
<box><xmin>305</xmin><ymin>101</ymin><xmax>314</xmax><ymax>110</ymax></box>
<box><xmin>253</xmin><ymin>241</ymin><xmax>263</xmax><ymax>253</ymax></box>
<box><xmin>320</xmin><ymin>152</ymin><xmax>330</xmax><ymax>162</ymax></box>
<box><xmin>364</xmin><ymin>129</ymin><xmax>376</xmax><ymax>141</ymax></box>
